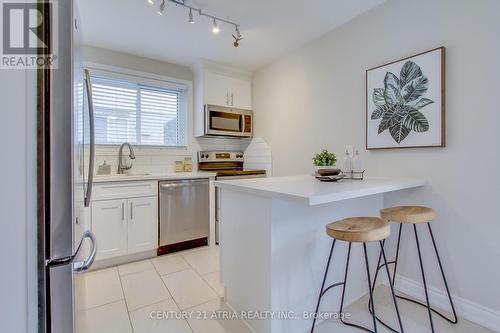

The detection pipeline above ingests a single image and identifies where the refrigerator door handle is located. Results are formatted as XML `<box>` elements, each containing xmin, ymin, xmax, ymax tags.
<box><xmin>73</xmin><ymin>230</ymin><xmax>97</xmax><ymax>273</ymax></box>
<box><xmin>46</xmin><ymin>230</ymin><xmax>97</xmax><ymax>273</ymax></box>
<box><xmin>83</xmin><ymin>69</ymin><xmax>95</xmax><ymax>207</ymax></box>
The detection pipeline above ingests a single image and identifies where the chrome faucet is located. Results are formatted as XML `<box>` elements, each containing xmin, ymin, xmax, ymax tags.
<box><xmin>117</xmin><ymin>142</ymin><xmax>136</xmax><ymax>174</ymax></box>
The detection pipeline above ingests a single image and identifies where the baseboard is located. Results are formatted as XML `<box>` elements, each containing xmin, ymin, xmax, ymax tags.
<box><xmin>89</xmin><ymin>250</ymin><xmax>156</xmax><ymax>271</ymax></box>
<box><xmin>389</xmin><ymin>274</ymin><xmax>500</xmax><ymax>333</ymax></box>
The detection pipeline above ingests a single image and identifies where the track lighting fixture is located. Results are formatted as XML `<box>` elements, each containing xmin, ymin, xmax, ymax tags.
<box><xmin>232</xmin><ymin>26</ymin><xmax>243</xmax><ymax>47</ymax></box>
<box><xmin>212</xmin><ymin>18</ymin><xmax>220</xmax><ymax>34</ymax></box>
<box><xmin>235</xmin><ymin>26</ymin><xmax>242</xmax><ymax>39</ymax></box>
<box><xmin>157</xmin><ymin>0</ymin><xmax>165</xmax><ymax>15</ymax></box>
<box><xmin>149</xmin><ymin>0</ymin><xmax>242</xmax><ymax>46</ymax></box>
<box><xmin>188</xmin><ymin>8</ymin><xmax>194</xmax><ymax>24</ymax></box>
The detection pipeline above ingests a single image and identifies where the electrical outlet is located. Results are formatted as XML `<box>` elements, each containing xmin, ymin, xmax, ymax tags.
<box><xmin>345</xmin><ymin>145</ymin><xmax>354</xmax><ymax>157</ymax></box>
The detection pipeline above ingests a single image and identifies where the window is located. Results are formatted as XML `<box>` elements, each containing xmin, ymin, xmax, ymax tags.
<box><xmin>89</xmin><ymin>73</ymin><xmax>187</xmax><ymax>146</ymax></box>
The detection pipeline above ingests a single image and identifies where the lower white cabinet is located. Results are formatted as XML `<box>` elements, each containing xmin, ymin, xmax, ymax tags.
<box><xmin>127</xmin><ymin>196</ymin><xmax>158</xmax><ymax>254</ymax></box>
<box><xmin>92</xmin><ymin>199</ymin><xmax>128</xmax><ymax>260</ymax></box>
<box><xmin>92</xmin><ymin>194</ymin><xmax>158</xmax><ymax>261</ymax></box>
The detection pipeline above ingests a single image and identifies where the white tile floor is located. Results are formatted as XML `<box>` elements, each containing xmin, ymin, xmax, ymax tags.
<box><xmin>76</xmin><ymin>246</ymin><xmax>253</xmax><ymax>333</ymax></box>
<box><xmin>76</xmin><ymin>246</ymin><xmax>495</xmax><ymax>333</ymax></box>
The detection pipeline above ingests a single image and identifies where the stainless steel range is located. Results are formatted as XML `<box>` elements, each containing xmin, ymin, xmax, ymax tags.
<box><xmin>198</xmin><ymin>151</ymin><xmax>267</xmax><ymax>244</ymax></box>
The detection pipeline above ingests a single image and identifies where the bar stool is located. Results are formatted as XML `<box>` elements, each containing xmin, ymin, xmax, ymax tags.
<box><xmin>371</xmin><ymin>206</ymin><xmax>458</xmax><ymax>333</ymax></box>
<box><xmin>310</xmin><ymin>217</ymin><xmax>404</xmax><ymax>333</ymax></box>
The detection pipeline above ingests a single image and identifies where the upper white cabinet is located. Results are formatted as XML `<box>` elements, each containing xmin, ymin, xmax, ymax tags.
<box><xmin>193</xmin><ymin>60</ymin><xmax>253</xmax><ymax>137</ymax></box>
<box><xmin>204</xmin><ymin>72</ymin><xmax>252</xmax><ymax>109</ymax></box>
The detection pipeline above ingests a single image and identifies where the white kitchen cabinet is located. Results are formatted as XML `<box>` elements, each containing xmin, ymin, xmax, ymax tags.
<box><xmin>92</xmin><ymin>199</ymin><xmax>128</xmax><ymax>260</ymax></box>
<box><xmin>228</xmin><ymin>76</ymin><xmax>252</xmax><ymax>110</ymax></box>
<box><xmin>204</xmin><ymin>72</ymin><xmax>231</xmax><ymax>107</ymax></box>
<box><xmin>91</xmin><ymin>182</ymin><xmax>158</xmax><ymax>262</ymax></box>
<box><xmin>204</xmin><ymin>72</ymin><xmax>252</xmax><ymax>110</ymax></box>
<box><xmin>193</xmin><ymin>61</ymin><xmax>253</xmax><ymax>137</ymax></box>
<box><xmin>127</xmin><ymin>196</ymin><xmax>158</xmax><ymax>254</ymax></box>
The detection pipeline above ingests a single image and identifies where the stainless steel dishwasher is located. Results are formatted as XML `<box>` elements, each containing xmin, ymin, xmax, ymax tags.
<box><xmin>158</xmin><ymin>178</ymin><xmax>210</xmax><ymax>255</ymax></box>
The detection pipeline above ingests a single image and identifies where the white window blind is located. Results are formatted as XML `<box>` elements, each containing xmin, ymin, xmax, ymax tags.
<box><xmin>90</xmin><ymin>75</ymin><xmax>187</xmax><ymax>146</ymax></box>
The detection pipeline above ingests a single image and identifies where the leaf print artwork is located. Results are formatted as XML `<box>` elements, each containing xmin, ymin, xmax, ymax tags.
<box><xmin>366</xmin><ymin>47</ymin><xmax>444</xmax><ymax>149</ymax></box>
<box><xmin>371</xmin><ymin>61</ymin><xmax>434</xmax><ymax>144</ymax></box>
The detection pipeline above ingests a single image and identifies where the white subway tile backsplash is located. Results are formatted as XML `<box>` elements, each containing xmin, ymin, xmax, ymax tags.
<box><xmin>243</xmin><ymin>138</ymin><xmax>273</xmax><ymax>176</ymax></box>
<box><xmin>93</xmin><ymin>137</ymin><xmax>249</xmax><ymax>175</ymax></box>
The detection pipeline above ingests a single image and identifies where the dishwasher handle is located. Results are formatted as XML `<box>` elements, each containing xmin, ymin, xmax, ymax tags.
<box><xmin>160</xmin><ymin>179</ymin><xmax>208</xmax><ymax>189</ymax></box>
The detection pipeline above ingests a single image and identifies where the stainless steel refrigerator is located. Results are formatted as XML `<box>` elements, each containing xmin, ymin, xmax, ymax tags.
<box><xmin>38</xmin><ymin>1</ymin><xmax>97</xmax><ymax>332</ymax></box>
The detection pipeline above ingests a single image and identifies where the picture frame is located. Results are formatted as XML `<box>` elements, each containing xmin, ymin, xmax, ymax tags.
<box><xmin>366</xmin><ymin>47</ymin><xmax>445</xmax><ymax>150</ymax></box>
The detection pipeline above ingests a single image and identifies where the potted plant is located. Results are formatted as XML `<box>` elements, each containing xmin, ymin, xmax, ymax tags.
<box><xmin>312</xmin><ymin>149</ymin><xmax>337</xmax><ymax>174</ymax></box>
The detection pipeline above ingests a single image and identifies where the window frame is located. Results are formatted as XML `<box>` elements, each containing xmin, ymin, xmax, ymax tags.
<box><xmin>83</xmin><ymin>62</ymin><xmax>193</xmax><ymax>150</ymax></box>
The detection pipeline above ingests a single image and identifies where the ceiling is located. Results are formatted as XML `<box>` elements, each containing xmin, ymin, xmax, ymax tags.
<box><xmin>77</xmin><ymin>0</ymin><xmax>385</xmax><ymax>72</ymax></box>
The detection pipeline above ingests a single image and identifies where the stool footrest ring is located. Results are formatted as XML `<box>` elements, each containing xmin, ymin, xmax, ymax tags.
<box><xmin>320</xmin><ymin>282</ymin><xmax>345</xmax><ymax>297</ymax></box>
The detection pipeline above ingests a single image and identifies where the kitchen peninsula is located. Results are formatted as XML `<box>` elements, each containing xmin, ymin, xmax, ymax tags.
<box><xmin>215</xmin><ymin>176</ymin><xmax>425</xmax><ymax>333</ymax></box>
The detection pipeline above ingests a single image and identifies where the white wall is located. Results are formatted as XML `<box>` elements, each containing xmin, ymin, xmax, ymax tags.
<box><xmin>81</xmin><ymin>45</ymin><xmax>194</xmax><ymax>81</ymax></box>
<box><xmin>0</xmin><ymin>71</ymin><xmax>37</xmax><ymax>331</ymax></box>
<box><xmin>253</xmin><ymin>0</ymin><xmax>500</xmax><ymax>326</ymax></box>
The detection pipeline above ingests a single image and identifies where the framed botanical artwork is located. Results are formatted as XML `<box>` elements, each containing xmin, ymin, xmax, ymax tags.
<box><xmin>366</xmin><ymin>47</ymin><xmax>445</xmax><ymax>149</ymax></box>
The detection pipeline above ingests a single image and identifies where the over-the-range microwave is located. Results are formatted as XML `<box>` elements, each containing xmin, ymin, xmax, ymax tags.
<box><xmin>204</xmin><ymin>104</ymin><xmax>253</xmax><ymax>138</ymax></box>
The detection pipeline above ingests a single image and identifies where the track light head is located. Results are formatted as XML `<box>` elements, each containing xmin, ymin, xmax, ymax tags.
<box><xmin>157</xmin><ymin>0</ymin><xmax>165</xmax><ymax>15</ymax></box>
<box><xmin>235</xmin><ymin>26</ymin><xmax>242</xmax><ymax>39</ymax></box>
<box><xmin>188</xmin><ymin>8</ymin><xmax>194</xmax><ymax>24</ymax></box>
<box><xmin>212</xmin><ymin>18</ymin><xmax>220</xmax><ymax>33</ymax></box>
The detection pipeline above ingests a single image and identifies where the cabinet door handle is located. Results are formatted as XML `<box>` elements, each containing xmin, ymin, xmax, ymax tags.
<box><xmin>130</xmin><ymin>202</ymin><xmax>133</xmax><ymax>220</ymax></box>
<box><xmin>231</xmin><ymin>92</ymin><xmax>234</xmax><ymax>106</ymax></box>
<box><xmin>121</xmin><ymin>202</ymin><xmax>125</xmax><ymax>221</ymax></box>
<box><xmin>226</xmin><ymin>92</ymin><xmax>229</xmax><ymax>105</ymax></box>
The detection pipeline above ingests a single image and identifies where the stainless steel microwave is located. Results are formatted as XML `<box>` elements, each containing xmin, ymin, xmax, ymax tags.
<box><xmin>204</xmin><ymin>104</ymin><xmax>253</xmax><ymax>138</ymax></box>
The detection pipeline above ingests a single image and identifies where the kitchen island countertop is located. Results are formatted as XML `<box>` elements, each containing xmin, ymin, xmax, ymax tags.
<box><xmin>215</xmin><ymin>175</ymin><xmax>425</xmax><ymax>205</ymax></box>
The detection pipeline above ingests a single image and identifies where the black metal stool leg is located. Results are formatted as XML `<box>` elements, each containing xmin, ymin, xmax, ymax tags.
<box><xmin>379</xmin><ymin>240</ymin><xmax>405</xmax><ymax>333</ymax></box>
<box><xmin>339</xmin><ymin>243</ymin><xmax>352</xmax><ymax>324</ymax></box>
<box><xmin>371</xmin><ymin>224</ymin><xmax>403</xmax><ymax>295</ymax></box>
<box><xmin>367</xmin><ymin>234</ymin><xmax>404</xmax><ymax>333</ymax></box>
<box><xmin>392</xmin><ymin>224</ymin><xmax>403</xmax><ymax>286</ymax></box>
<box><xmin>414</xmin><ymin>224</ymin><xmax>435</xmax><ymax>333</ymax></box>
<box><xmin>390</xmin><ymin>223</ymin><xmax>458</xmax><ymax>325</ymax></box>
<box><xmin>364</xmin><ymin>243</ymin><xmax>378</xmax><ymax>333</ymax></box>
<box><xmin>427</xmin><ymin>223</ymin><xmax>458</xmax><ymax>324</ymax></box>
<box><xmin>311</xmin><ymin>239</ymin><xmax>336</xmax><ymax>333</ymax></box>
<box><xmin>368</xmin><ymin>224</ymin><xmax>402</xmax><ymax>324</ymax></box>
<box><xmin>340</xmin><ymin>243</ymin><xmax>379</xmax><ymax>333</ymax></box>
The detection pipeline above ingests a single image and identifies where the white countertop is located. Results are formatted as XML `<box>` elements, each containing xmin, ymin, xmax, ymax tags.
<box><xmin>93</xmin><ymin>171</ymin><xmax>216</xmax><ymax>183</ymax></box>
<box><xmin>215</xmin><ymin>175</ymin><xmax>425</xmax><ymax>205</ymax></box>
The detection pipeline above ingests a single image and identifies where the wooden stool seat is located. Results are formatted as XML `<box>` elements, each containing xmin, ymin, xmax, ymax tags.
<box><xmin>326</xmin><ymin>217</ymin><xmax>390</xmax><ymax>243</ymax></box>
<box><xmin>380</xmin><ymin>206</ymin><xmax>436</xmax><ymax>224</ymax></box>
